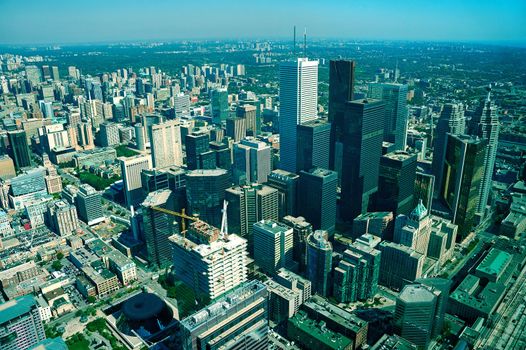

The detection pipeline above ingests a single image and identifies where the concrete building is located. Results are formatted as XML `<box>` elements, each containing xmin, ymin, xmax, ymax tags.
<box><xmin>170</xmin><ymin>221</ymin><xmax>248</xmax><ymax>300</ymax></box>
<box><xmin>237</xmin><ymin>104</ymin><xmax>258</xmax><ymax>135</ymax></box>
<box><xmin>75</xmin><ymin>184</ymin><xmax>104</xmax><ymax>226</ymax></box>
<box><xmin>306</xmin><ymin>230</ymin><xmax>332</xmax><ymax>296</ymax></box>
<box><xmin>352</xmin><ymin>211</ymin><xmax>394</xmax><ymax>240</ymax></box>
<box><xmin>282</xmin><ymin>215</ymin><xmax>313</xmax><ymax>272</ymax></box>
<box><xmin>149</xmin><ymin>120</ymin><xmax>183</xmax><ymax>169</ymax></box>
<box><xmin>253</xmin><ymin>220</ymin><xmax>293</xmax><ymax>274</ymax></box>
<box><xmin>0</xmin><ymin>155</ymin><xmax>16</xmax><ymax>180</ymax></box>
<box><xmin>99</xmin><ymin>122</ymin><xmax>120</xmax><ymax>147</ymax></box>
<box><xmin>279</xmin><ymin>58</ymin><xmax>318</xmax><ymax>173</ymax></box>
<box><xmin>120</xmin><ymin>155</ymin><xmax>151</xmax><ymax>208</ymax></box>
<box><xmin>394</xmin><ymin>200</ymin><xmax>432</xmax><ymax>256</ymax></box>
<box><xmin>103</xmin><ymin>250</ymin><xmax>137</xmax><ymax>286</ymax></box>
<box><xmin>225</xmin><ymin>184</ymin><xmax>278</xmax><ymax>255</ymax></box>
<box><xmin>233</xmin><ymin>137</ymin><xmax>271</xmax><ymax>185</ymax></box>
<box><xmin>177</xmin><ymin>280</ymin><xmax>268</xmax><ymax>350</ymax></box>
<box><xmin>47</xmin><ymin>200</ymin><xmax>79</xmax><ymax>236</ymax></box>
<box><xmin>0</xmin><ymin>295</ymin><xmax>46</xmax><ymax>350</ymax></box>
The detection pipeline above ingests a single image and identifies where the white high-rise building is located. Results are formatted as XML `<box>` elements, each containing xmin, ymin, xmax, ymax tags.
<box><xmin>279</xmin><ymin>58</ymin><xmax>318</xmax><ymax>173</ymax></box>
<box><xmin>170</xmin><ymin>221</ymin><xmax>248</xmax><ymax>300</ymax></box>
<box><xmin>119</xmin><ymin>155</ymin><xmax>151</xmax><ymax>207</ymax></box>
<box><xmin>150</xmin><ymin>120</ymin><xmax>183</xmax><ymax>169</ymax></box>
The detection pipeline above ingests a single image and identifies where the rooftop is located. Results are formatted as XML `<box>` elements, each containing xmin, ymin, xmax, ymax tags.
<box><xmin>289</xmin><ymin>311</ymin><xmax>352</xmax><ymax>350</ymax></box>
<box><xmin>0</xmin><ymin>294</ymin><xmax>36</xmax><ymax>325</ymax></box>
<box><xmin>476</xmin><ymin>248</ymin><xmax>512</xmax><ymax>278</ymax></box>
<box><xmin>398</xmin><ymin>284</ymin><xmax>436</xmax><ymax>304</ymax></box>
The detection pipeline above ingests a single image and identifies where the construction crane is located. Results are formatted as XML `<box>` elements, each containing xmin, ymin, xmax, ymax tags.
<box><xmin>151</xmin><ymin>206</ymin><xmax>198</xmax><ymax>234</ymax></box>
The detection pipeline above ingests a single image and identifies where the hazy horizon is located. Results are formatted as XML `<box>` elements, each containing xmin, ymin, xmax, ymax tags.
<box><xmin>1</xmin><ymin>0</ymin><xmax>525</xmax><ymax>46</ymax></box>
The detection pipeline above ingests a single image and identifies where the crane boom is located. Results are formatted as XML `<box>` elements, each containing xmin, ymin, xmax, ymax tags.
<box><xmin>151</xmin><ymin>206</ymin><xmax>198</xmax><ymax>233</ymax></box>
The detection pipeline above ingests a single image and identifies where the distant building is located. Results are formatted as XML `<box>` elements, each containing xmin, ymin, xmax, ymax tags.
<box><xmin>0</xmin><ymin>155</ymin><xmax>16</xmax><ymax>180</ymax></box>
<box><xmin>253</xmin><ymin>219</ymin><xmax>293</xmax><ymax>274</ymax></box>
<box><xmin>210</xmin><ymin>88</ymin><xmax>229</xmax><ymax>124</ymax></box>
<box><xmin>306</xmin><ymin>230</ymin><xmax>332</xmax><ymax>296</ymax></box>
<box><xmin>177</xmin><ymin>280</ymin><xmax>268</xmax><ymax>350</ymax></box>
<box><xmin>0</xmin><ymin>295</ymin><xmax>46</xmax><ymax>350</ymax></box>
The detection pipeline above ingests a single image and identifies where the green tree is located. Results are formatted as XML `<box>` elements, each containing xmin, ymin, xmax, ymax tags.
<box><xmin>87</xmin><ymin>296</ymin><xmax>96</xmax><ymax>304</ymax></box>
<box><xmin>56</xmin><ymin>252</ymin><xmax>64</xmax><ymax>260</ymax></box>
<box><xmin>51</xmin><ymin>260</ymin><xmax>63</xmax><ymax>271</ymax></box>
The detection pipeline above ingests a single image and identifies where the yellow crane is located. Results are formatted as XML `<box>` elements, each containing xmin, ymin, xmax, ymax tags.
<box><xmin>151</xmin><ymin>206</ymin><xmax>198</xmax><ymax>233</ymax></box>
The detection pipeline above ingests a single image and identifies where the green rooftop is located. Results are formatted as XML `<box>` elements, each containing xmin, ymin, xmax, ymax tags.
<box><xmin>476</xmin><ymin>248</ymin><xmax>512</xmax><ymax>278</ymax></box>
<box><xmin>0</xmin><ymin>294</ymin><xmax>36</xmax><ymax>325</ymax></box>
<box><xmin>288</xmin><ymin>311</ymin><xmax>352</xmax><ymax>350</ymax></box>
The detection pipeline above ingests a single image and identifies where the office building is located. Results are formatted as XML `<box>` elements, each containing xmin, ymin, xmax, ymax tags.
<box><xmin>150</xmin><ymin>120</ymin><xmax>183</xmax><ymax>169</ymax></box>
<box><xmin>352</xmin><ymin>211</ymin><xmax>394</xmax><ymax>240</ymax></box>
<box><xmin>0</xmin><ymin>155</ymin><xmax>16</xmax><ymax>180</ymax></box>
<box><xmin>394</xmin><ymin>201</ymin><xmax>432</xmax><ymax>256</ymax></box>
<box><xmin>298</xmin><ymin>167</ymin><xmax>337</xmax><ymax>234</ymax></box>
<box><xmin>226</xmin><ymin>117</ymin><xmax>247</xmax><ymax>142</ymax></box>
<box><xmin>431</xmin><ymin>103</ymin><xmax>466</xmax><ymax>196</ymax></box>
<box><xmin>211</xmin><ymin>88</ymin><xmax>229</xmax><ymax>124</ymax></box>
<box><xmin>142</xmin><ymin>189</ymin><xmax>176</xmax><ymax>267</ymax></box>
<box><xmin>296</xmin><ymin>119</ymin><xmax>331</xmax><ymax>172</ymax></box>
<box><xmin>47</xmin><ymin>200</ymin><xmax>79</xmax><ymax>236</ymax></box>
<box><xmin>225</xmin><ymin>184</ymin><xmax>278</xmax><ymax>255</ymax></box>
<box><xmin>328</xmin><ymin>59</ymin><xmax>356</xmax><ymax>175</ymax></box>
<box><xmin>209</xmin><ymin>141</ymin><xmax>232</xmax><ymax>171</ymax></box>
<box><xmin>267</xmin><ymin>169</ymin><xmax>299</xmax><ymax>219</ymax></box>
<box><xmin>393</xmin><ymin>284</ymin><xmax>437</xmax><ymax>349</ymax></box>
<box><xmin>185</xmin><ymin>132</ymin><xmax>211</xmax><ymax>170</ymax></box>
<box><xmin>0</xmin><ymin>295</ymin><xmax>46</xmax><ymax>350</ymax></box>
<box><xmin>301</xmin><ymin>295</ymin><xmax>368</xmax><ymax>350</ymax></box>
<box><xmin>265</xmin><ymin>279</ymin><xmax>302</xmax><ymax>323</ymax></box>
<box><xmin>339</xmin><ymin>99</ymin><xmax>385</xmax><ymax>222</ymax></box>
<box><xmin>75</xmin><ymin>184</ymin><xmax>104</xmax><ymax>226</ymax></box>
<box><xmin>368</xmin><ymin>82</ymin><xmax>409</xmax><ymax>150</ymax></box>
<box><xmin>134</xmin><ymin>123</ymin><xmax>146</xmax><ymax>151</ymax></box>
<box><xmin>237</xmin><ymin>104</ymin><xmax>258</xmax><ymax>135</ymax></box>
<box><xmin>282</xmin><ymin>215</ymin><xmax>313</xmax><ymax>272</ymax></box>
<box><xmin>440</xmin><ymin>134</ymin><xmax>487</xmax><ymax>240</ymax></box>
<box><xmin>120</xmin><ymin>155</ymin><xmax>152</xmax><ymax>208</ymax></box>
<box><xmin>378</xmin><ymin>241</ymin><xmax>424</xmax><ymax>291</ymax></box>
<box><xmin>170</xmin><ymin>221</ymin><xmax>248</xmax><ymax>300</ymax></box>
<box><xmin>77</xmin><ymin>122</ymin><xmax>94</xmax><ymax>150</ymax></box>
<box><xmin>376</xmin><ymin>151</ymin><xmax>417</xmax><ymax>216</ymax></box>
<box><xmin>99</xmin><ymin>122</ymin><xmax>120</xmax><ymax>147</ymax></box>
<box><xmin>414</xmin><ymin>278</ymin><xmax>452</xmax><ymax>337</ymax></box>
<box><xmin>8</xmin><ymin>130</ymin><xmax>32</xmax><ymax>169</ymax></box>
<box><xmin>173</xmin><ymin>93</ymin><xmax>190</xmax><ymax>116</ymax></box>
<box><xmin>233</xmin><ymin>137</ymin><xmax>271</xmax><ymax>185</ymax></box>
<box><xmin>177</xmin><ymin>280</ymin><xmax>268</xmax><ymax>350</ymax></box>
<box><xmin>279</xmin><ymin>58</ymin><xmax>318</xmax><ymax>173</ymax></box>
<box><xmin>427</xmin><ymin>218</ymin><xmax>458</xmax><ymax>265</ymax></box>
<box><xmin>470</xmin><ymin>93</ymin><xmax>499</xmax><ymax>221</ymax></box>
<box><xmin>306</xmin><ymin>230</ymin><xmax>332</xmax><ymax>296</ymax></box>
<box><xmin>25</xmin><ymin>65</ymin><xmax>41</xmax><ymax>85</ymax></box>
<box><xmin>253</xmin><ymin>219</ymin><xmax>293</xmax><ymax>274</ymax></box>
<box><xmin>334</xmin><ymin>233</ymin><xmax>381</xmax><ymax>303</ymax></box>
<box><xmin>414</xmin><ymin>171</ymin><xmax>435</xmax><ymax>212</ymax></box>
<box><xmin>185</xmin><ymin>169</ymin><xmax>230</xmax><ymax>227</ymax></box>
<box><xmin>7</xmin><ymin>168</ymin><xmax>48</xmax><ymax>210</ymax></box>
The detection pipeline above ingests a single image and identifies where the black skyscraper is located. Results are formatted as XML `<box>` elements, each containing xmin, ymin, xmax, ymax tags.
<box><xmin>185</xmin><ymin>132</ymin><xmax>210</xmax><ymax>170</ymax></box>
<box><xmin>375</xmin><ymin>151</ymin><xmax>418</xmax><ymax>216</ymax></box>
<box><xmin>296</xmin><ymin>119</ymin><xmax>331</xmax><ymax>173</ymax></box>
<box><xmin>8</xmin><ymin>130</ymin><xmax>31</xmax><ymax>169</ymax></box>
<box><xmin>339</xmin><ymin>99</ymin><xmax>385</xmax><ymax>222</ymax></box>
<box><xmin>329</xmin><ymin>59</ymin><xmax>356</xmax><ymax>174</ymax></box>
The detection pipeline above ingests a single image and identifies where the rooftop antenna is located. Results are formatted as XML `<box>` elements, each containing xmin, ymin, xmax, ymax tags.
<box><xmin>293</xmin><ymin>25</ymin><xmax>296</xmax><ymax>56</ymax></box>
<box><xmin>394</xmin><ymin>59</ymin><xmax>399</xmax><ymax>83</ymax></box>
<box><xmin>303</xmin><ymin>27</ymin><xmax>307</xmax><ymax>57</ymax></box>
<box><xmin>220</xmin><ymin>200</ymin><xmax>228</xmax><ymax>240</ymax></box>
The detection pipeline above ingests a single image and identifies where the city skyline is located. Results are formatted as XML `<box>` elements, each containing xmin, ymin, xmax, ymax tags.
<box><xmin>1</xmin><ymin>0</ymin><xmax>525</xmax><ymax>45</ymax></box>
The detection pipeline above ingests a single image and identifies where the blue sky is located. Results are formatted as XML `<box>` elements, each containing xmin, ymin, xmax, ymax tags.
<box><xmin>1</xmin><ymin>0</ymin><xmax>525</xmax><ymax>45</ymax></box>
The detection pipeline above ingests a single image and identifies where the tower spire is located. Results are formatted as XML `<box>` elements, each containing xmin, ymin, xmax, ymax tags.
<box><xmin>303</xmin><ymin>27</ymin><xmax>307</xmax><ymax>57</ymax></box>
<box><xmin>293</xmin><ymin>25</ymin><xmax>296</xmax><ymax>56</ymax></box>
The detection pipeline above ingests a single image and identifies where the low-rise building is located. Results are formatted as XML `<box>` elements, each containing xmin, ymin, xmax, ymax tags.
<box><xmin>103</xmin><ymin>250</ymin><xmax>137</xmax><ymax>285</ymax></box>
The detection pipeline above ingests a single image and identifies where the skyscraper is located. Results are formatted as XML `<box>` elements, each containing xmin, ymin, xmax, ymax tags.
<box><xmin>253</xmin><ymin>219</ymin><xmax>293</xmax><ymax>274</ymax></box>
<box><xmin>279</xmin><ymin>58</ymin><xmax>318</xmax><ymax>173</ymax></box>
<box><xmin>233</xmin><ymin>137</ymin><xmax>271</xmax><ymax>185</ymax></box>
<box><xmin>368</xmin><ymin>82</ymin><xmax>409</xmax><ymax>150</ymax></box>
<box><xmin>225</xmin><ymin>184</ymin><xmax>278</xmax><ymax>255</ymax></box>
<box><xmin>120</xmin><ymin>155</ymin><xmax>152</xmax><ymax>208</ymax></box>
<box><xmin>177</xmin><ymin>281</ymin><xmax>268</xmax><ymax>350</ymax></box>
<box><xmin>226</xmin><ymin>117</ymin><xmax>247</xmax><ymax>142</ymax></box>
<box><xmin>431</xmin><ymin>103</ymin><xmax>466</xmax><ymax>196</ymax></box>
<box><xmin>47</xmin><ymin>200</ymin><xmax>79</xmax><ymax>236</ymax></box>
<box><xmin>306</xmin><ymin>230</ymin><xmax>333</xmax><ymax>296</ymax></box>
<box><xmin>0</xmin><ymin>295</ymin><xmax>46</xmax><ymax>350</ymax></box>
<box><xmin>339</xmin><ymin>99</ymin><xmax>385</xmax><ymax>222</ymax></box>
<box><xmin>8</xmin><ymin>130</ymin><xmax>32</xmax><ymax>169</ymax></box>
<box><xmin>470</xmin><ymin>92</ymin><xmax>499</xmax><ymax>221</ymax></box>
<box><xmin>236</xmin><ymin>104</ymin><xmax>258</xmax><ymax>136</ymax></box>
<box><xmin>141</xmin><ymin>189</ymin><xmax>176</xmax><ymax>268</ymax></box>
<box><xmin>378</xmin><ymin>241</ymin><xmax>424</xmax><ymax>290</ymax></box>
<box><xmin>150</xmin><ymin>120</ymin><xmax>183</xmax><ymax>169</ymax></box>
<box><xmin>76</xmin><ymin>184</ymin><xmax>104</xmax><ymax>226</ymax></box>
<box><xmin>297</xmin><ymin>167</ymin><xmax>338</xmax><ymax>234</ymax></box>
<box><xmin>394</xmin><ymin>200</ymin><xmax>432</xmax><ymax>256</ymax></box>
<box><xmin>441</xmin><ymin>134</ymin><xmax>487</xmax><ymax>240</ymax></box>
<box><xmin>211</xmin><ymin>88</ymin><xmax>229</xmax><ymax>124</ymax></box>
<box><xmin>393</xmin><ymin>284</ymin><xmax>437</xmax><ymax>349</ymax></box>
<box><xmin>99</xmin><ymin>122</ymin><xmax>120</xmax><ymax>147</ymax></box>
<box><xmin>328</xmin><ymin>59</ymin><xmax>355</xmax><ymax>174</ymax></box>
<box><xmin>267</xmin><ymin>169</ymin><xmax>299</xmax><ymax>219</ymax></box>
<box><xmin>185</xmin><ymin>169</ymin><xmax>230</xmax><ymax>227</ymax></box>
<box><xmin>375</xmin><ymin>151</ymin><xmax>417</xmax><ymax>216</ymax></box>
<box><xmin>296</xmin><ymin>119</ymin><xmax>331</xmax><ymax>173</ymax></box>
<box><xmin>282</xmin><ymin>215</ymin><xmax>313</xmax><ymax>272</ymax></box>
<box><xmin>185</xmin><ymin>132</ymin><xmax>210</xmax><ymax>170</ymax></box>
